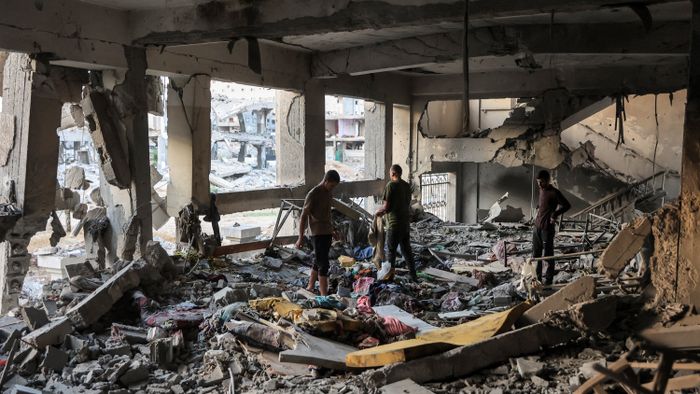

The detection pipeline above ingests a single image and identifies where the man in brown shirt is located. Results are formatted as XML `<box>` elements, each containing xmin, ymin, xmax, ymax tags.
<box><xmin>296</xmin><ymin>170</ymin><xmax>340</xmax><ymax>295</ymax></box>
<box><xmin>533</xmin><ymin>170</ymin><xmax>571</xmax><ymax>285</ymax></box>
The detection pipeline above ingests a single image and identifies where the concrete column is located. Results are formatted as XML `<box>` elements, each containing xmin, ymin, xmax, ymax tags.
<box><xmin>678</xmin><ymin>0</ymin><xmax>700</xmax><ymax>309</ymax></box>
<box><xmin>166</xmin><ymin>74</ymin><xmax>212</xmax><ymax>215</ymax></box>
<box><xmin>392</xmin><ymin>104</ymin><xmax>411</xmax><ymax>175</ymax></box>
<box><xmin>119</xmin><ymin>46</ymin><xmax>153</xmax><ymax>254</ymax></box>
<box><xmin>0</xmin><ymin>54</ymin><xmax>65</xmax><ymax>312</ymax></box>
<box><xmin>275</xmin><ymin>90</ymin><xmax>305</xmax><ymax>186</ymax></box>
<box><xmin>304</xmin><ymin>79</ymin><xmax>326</xmax><ymax>185</ymax></box>
<box><xmin>364</xmin><ymin>101</ymin><xmax>391</xmax><ymax>181</ymax></box>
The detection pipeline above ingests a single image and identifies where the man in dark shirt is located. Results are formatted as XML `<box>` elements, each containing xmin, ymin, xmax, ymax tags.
<box><xmin>376</xmin><ymin>164</ymin><xmax>417</xmax><ymax>281</ymax></box>
<box><xmin>533</xmin><ymin>170</ymin><xmax>571</xmax><ymax>285</ymax></box>
<box><xmin>296</xmin><ymin>170</ymin><xmax>340</xmax><ymax>295</ymax></box>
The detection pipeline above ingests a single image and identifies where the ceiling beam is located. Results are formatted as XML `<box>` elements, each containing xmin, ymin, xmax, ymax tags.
<box><xmin>129</xmin><ymin>0</ymin><xmax>685</xmax><ymax>46</ymax></box>
<box><xmin>312</xmin><ymin>21</ymin><xmax>690</xmax><ymax>77</ymax></box>
<box><xmin>411</xmin><ymin>61</ymin><xmax>688</xmax><ymax>99</ymax></box>
<box><xmin>0</xmin><ymin>0</ymin><xmax>131</xmax><ymax>69</ymax></box>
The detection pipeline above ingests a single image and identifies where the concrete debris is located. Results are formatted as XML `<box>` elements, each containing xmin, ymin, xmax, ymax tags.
<box><xmin>599</xmin><ymin>215</ymin><xmax>651</xmax><ymax>278</ymax></box>
<box><xmin>81</xmin><ymin>90</ymin><xmax>132</xmax><ymax>189</ymax></box>
<box><xmin>22</xmin><ymin>317</ymin><xmax>72</xmax><ymax>349</ymax></box>
<box><xmin>65</xmin><ymin>166</ymin><xmax>88</xmax><ymax>190</ymax></box>
<box><xmin>66</xmin><ymin>262</ymin><xmax>140</xmax><ymax>328</ymax></box>
<box><xmin>0</xmin><ymin>197</ymin><xmax>687</xmax><ymax>393</ymax></box>
<box><xmin>517</xmin><ymin>275</ymin><xmax>596</xmax><ymax>326</ymax></box>
<box><xmin>20</xmin><ymin>307</ymin><xmax>49</xmax><ymax>331</ymax></box>
<box><xmin>515</xmin><ymin>357</ymin><xmax>544</xmax><ymax>378</ymax></box>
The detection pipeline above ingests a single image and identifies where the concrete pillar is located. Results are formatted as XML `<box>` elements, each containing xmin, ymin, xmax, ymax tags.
<box><xmin>166</xmin><ymin>75</ymin><xmax>212</xmax><ymax>215</ymax></box>
<box><xmin>678</xmin><ymin>0</ymin><xmax>700</xmax><ymax>309</ymax></box>
<box><xmin>275</xmin><ymin>90</ymin><xmax>305</xmax><ymax>186</ymax></box>
<box><xmin>119</xmin><ymin>46</ymin><xmax>153</xmax><ymax>254</ymax></box>
<box><xmin>392</xmin><ymin>104</ymin><xmax>411</xmax><ymax>175</ymax></box>
<box><xmin>237</xmin><ymin>142</ymin><xmax>247</xmax><ymax>163</ymax></box>
<box><xmin>0</xmin><ymin>54</ymin><xmax>66</xmax><ymax>312</ymax></box>
<box><xmin>364</xmin><ymin>101</ymin><xmax>392</xmax><ymax>181</ymax></box>
<box><xmin>304</xmin><ymin>79</ymin><xmax>326</xmax><ymax>185</ymax></box>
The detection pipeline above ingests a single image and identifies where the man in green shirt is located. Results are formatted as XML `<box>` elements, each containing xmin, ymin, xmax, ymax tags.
<box><xmin>376</xmin><ymin>164</ymin><xmax>417</xmax><ymax>281</ymax></box>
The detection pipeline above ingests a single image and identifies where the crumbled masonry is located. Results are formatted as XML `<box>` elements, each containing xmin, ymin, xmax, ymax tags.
<box><xmin>0</xmin><ymin>197</ymin><xmax>694</xmax><ymax>393</ymax></box>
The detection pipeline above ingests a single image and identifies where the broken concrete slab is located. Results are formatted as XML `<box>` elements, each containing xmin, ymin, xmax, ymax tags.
<box><xmin>41</xmin><ymin>346</ymin><xmax>69</xmax><ymax>372</ymax></box>
<box><xmin>61</xmin><ymin>257</ymin><xmax>95</xmax><ymax>280</ymax></box>
<box><xmin>66</xmin><ymin>262</ymin><xmax>141</xmax><ymax>329</ymax></box>
<box><xmin>517</xmin><ymin>275</ymin><xmax>596</xmax><ymax>327</ymax></box>
<box><xmin>280</xmin><ymin>330</ymin><xmax>358</xmax><ymax>370</ymax></box>
<box><xmin>422</xmin><ymin>267</ymin><xmax>479</xmax><ymax>287</ymax></box>
<box><xmin>638</xmin><ymin>324</ymin><xmax>700</xmax><ymax>351</ymax></box>
<box><xmin>65</xmin><ymin>166</ymin><xmax>87</xmax><ymax>190</ymax></box>
<box><xmin>22</xmin><ymin>317</ymin><xmax>72</xmax><ymax>349</ymax></box>
<box><xmin>599</xmin><ymin>216</ymin><xmax>651</xmax><ymax>278</ymax></box>
<box><xmin>81</xmin><ymin>90</ymin><xmax>131</xmax><ymax>189</ymax></box>
<box><xmin>380</xmin><ymin>379</ymin><xmax>435</xmax><ymax>394</ymax></box>
<box><xmin>20</xmin><ymin>307</ymin><xmax>49</xmax><ymax>331</ymax></box>
<box><xmin>372</xmin><ymin>305</ymin><xmax>437</xmax><ymax>334</ymax></box>
<box><xmin>119</xmin><ymin>361</ymin><xmax>149</xmax><ymax>386</ymax></box>
<box><xmin>369</xmin><ymin>297</ymin><xmax>617</xmax><ymax>385</ymax></box>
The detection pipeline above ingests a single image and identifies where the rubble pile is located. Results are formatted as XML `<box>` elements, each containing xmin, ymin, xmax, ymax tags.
<box><xmin>1</xmin><ymin>201</ymin><xmax>698</xmax><ymax>393</ymax></box>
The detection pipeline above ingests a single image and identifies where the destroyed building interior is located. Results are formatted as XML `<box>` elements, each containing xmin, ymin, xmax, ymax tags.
<box><xmin>1</xmin><ymin>0</ymin><xmax>700</xmax><ymax>393</ymax></box>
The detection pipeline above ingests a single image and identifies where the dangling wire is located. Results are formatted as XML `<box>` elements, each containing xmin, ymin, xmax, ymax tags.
<box><xmin>614</xmin><ymin>94</ymin><xmax>627</xmax><ymax>149</ymax></box>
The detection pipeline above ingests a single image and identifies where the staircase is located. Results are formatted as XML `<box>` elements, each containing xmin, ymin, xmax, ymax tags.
<box><xmin>564</xmin><ymin>171</ymin><xmax>667</xmax><ymax>230</ymax></box>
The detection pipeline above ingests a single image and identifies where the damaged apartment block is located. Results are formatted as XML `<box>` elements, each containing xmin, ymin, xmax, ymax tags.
<box><xmin>0</xmin><ymin>0</ymin><xmax>698</xmax><ymax>393</ymax></box>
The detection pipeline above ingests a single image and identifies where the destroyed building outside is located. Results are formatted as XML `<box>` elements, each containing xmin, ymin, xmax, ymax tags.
<box><xmin>0</xmin><ymin>0</ymin><xmax>698</xmax><ymax>393</ymax></box>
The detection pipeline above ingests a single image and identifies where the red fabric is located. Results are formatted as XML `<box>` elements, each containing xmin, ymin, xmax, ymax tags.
<box><xmin>382</xmin><ymin>316</ymin><xmax>416</xmax><ymax>336</ymax></box>
<box><xmin>356</xmin><ymin>296</ymin><xmax>374</xmax><ymax>315</ymax></box>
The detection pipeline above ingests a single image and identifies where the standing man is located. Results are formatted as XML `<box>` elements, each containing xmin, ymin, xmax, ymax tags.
<box><xmin>296</xmin><ymin>170</ymin><xmax>340</xmax><ymax>295</ymax></box>
<box><xmin>533</xmin><ymin>170</ymin><xmax>571</xmax><ymax>285</ymax></box>
<box><xmin>376</xmin><ymin>164</ymin><xmax>417</xmax><ymax>281</ymax></box>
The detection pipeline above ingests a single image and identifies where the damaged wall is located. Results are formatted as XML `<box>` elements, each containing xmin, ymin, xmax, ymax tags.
<box><xmin>562</xmin><ymin>91</ymin><xmax>684</xmax><ymax>199</ymax></box>
<box><xmin>459</xmin><ymin>163</ymin><xmax>594</xmax><ymax>223</ymax></box>
<box><xmin>418</xmin><ymin>98</ymin><xmax>515</xmax><ymax>138</ymax></box>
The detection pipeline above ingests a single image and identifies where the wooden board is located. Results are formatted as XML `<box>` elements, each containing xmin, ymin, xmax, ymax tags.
<box><xmin>423</xmin><ymin>267</ymin><xmax>479</xmax><ymax>287</ymax></box>
<box><xmin>372</xmin><ymin>305</ymin><xmax>437</xmax><ymax>334</ymax></box>
<box><xmin>279</xmin><ymin>331</ymin><xmax>358</xmax><ymax>370</ymax></box>
<box><xmin>346</xmin><ymin>302</ymin><xmax>531</xmax><ymax>368</ymax></box>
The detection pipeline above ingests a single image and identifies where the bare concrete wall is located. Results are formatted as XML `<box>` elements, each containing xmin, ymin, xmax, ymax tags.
<box><xmin>418</xmin><ymin>98</ymin><xmax>514</xmax><ymax>138</ymax></box>
<box><xmin>458</xmin><ymin>163</ymin><xmax>624</xmax><ymax>224</ymax></box>
<box><xmin>562</xmin><ymin>91</ymin><xmax>685</xmax><ymax>199</ymax></box>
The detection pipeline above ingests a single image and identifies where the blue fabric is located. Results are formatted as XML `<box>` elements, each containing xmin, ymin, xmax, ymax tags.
<box><xmin>353</xmin><ymin>246</ymin><xmax>374</xmax><ymax>260</ymax></box>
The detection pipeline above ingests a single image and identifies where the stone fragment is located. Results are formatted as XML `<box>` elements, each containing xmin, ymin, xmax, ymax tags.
<box><xmin>531</xmin><ymin>376</ymin><xmax>549</xmax><ymax>388</ymax></box>
<box><xmin>41</xmin><ymin>346</ymin><xmax>69</xmax><ymax>372</ymax></box>
<box><xmin>201</xmin><ymin>363</ymin><xmax>225</xmax><ymax>386</ymax></box>
<box><xmin>212</xmin><ymin>287</ymin><xmax>248</xmax><ymax>306</ymax></box>
<box><xmin>22</xmin><ymin>317</ymin><xmax>72</xmax><ymax>349</ymax></box>
<box><xmin>119</xmin><ymin>362</ymin><xmax>149</xmax><ymax>386</ymax></box>
<box><xmin>65</xmin><ymin>166</ymin><xmax>88</xmax><ymax>190</ymax></box>
<box><xmin>143</xmin><ymin>241</ymin><xmax>176</xmax><ymax>279</ymax></box>
<box><xmin>515</xmin><ymin>358</ymin><xmax>544</xmax><ymax>378</ymax></box>
<box><xmin>20</xmin><ymin>306</ymin><xmax>49</xmax><ymax>330</ymax></box>
<box><xmin>580</xmin><ymin>360</ymin><xmax>606</xmax><ymax>379</ymax></box>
